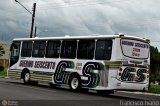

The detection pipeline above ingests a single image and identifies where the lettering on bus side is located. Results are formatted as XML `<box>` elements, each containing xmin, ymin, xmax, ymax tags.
<box><xmin>121</xmin><ymin>67</ymin><xmax>135</xmax><ymax>81</ymax></box>
<box><xmin>132</xmin><ymin>48</ymin><xmax>140</xmax><ymax>57</ymax></box>
<box><xmin>19</xmin><ymin>60</ymin><xmax>56</xmax><ymax>69</ymax></box>
<box><xmin>120</xmin><ymin>67</ymin><xmax>146</xmax><ymax>82</ymax></box>
<box><xmin>54</xmin><ymin>61</ymin><xmax>74</xmax><ymax>84</ymax></box>
<box><xmin>136</xmin><ymin>69</ymin><xmax>146</xmax><ymax>82</ymax></box>
<box><xmin>122</xmin><ymin>41</ymin><xmax>134</xmax><ymax>46</ymax></box>
<box><xmin>135</xmin><ymin>43</ymin><xmax>149</xmax><ymax>48</ymax></box>
<box><xmin>54</xmin><ymin>61</ymin><xmax>102</xmax><ymax>88</ymax></box>
<box><xmin>19</xmin><ymin>60</ymin><xmax>34</xmax><ymax>68</ymax></box>
<box><xmin>34</xmin><ymin>61</ymin><xmax>55</xmax><ymax>69</ymax></box>
<box><xmin>122</xmin><ymin>40</ymin><xmax>149</xmax><ymax>49</ymax></box>
<box><xmin>81</xmin><ymin>62</ymin><xmax>102</xmax><ymax>88</ymax></box>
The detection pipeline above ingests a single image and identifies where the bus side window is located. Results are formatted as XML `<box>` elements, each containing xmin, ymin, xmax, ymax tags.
<box><xmin>77</xmin><ymin>40</ymin><xmax>95</xmax><ymax>59</ymax></box>
<box><xmin>60</xmin><ymin>40</ymin><xmax>77</xmax><ymax>59</ymax></box>
<box><xmin>46</xmin><ymin>41</ymin><xmax>60</xmax><ymax>58</ymax></box>
<box><xmin>21</xmin><ymin>41</ymin><xmax>32</xmax><ymax>57</ymax></box>
<box><xmin>95</xmin><ymin>40</ymin><xmax>112</xmax><ymax>60</ymax></box>
<box><xmin>32</xmin><ymin>41</ymin><xmax>46</xmax><ymax>57</ymax></box>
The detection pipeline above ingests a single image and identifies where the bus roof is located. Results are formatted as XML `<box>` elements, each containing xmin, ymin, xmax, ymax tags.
<box><xmin>12</xmin><ymin>34</ymin><xmax>150</xmax><ymax>43</ymax></box>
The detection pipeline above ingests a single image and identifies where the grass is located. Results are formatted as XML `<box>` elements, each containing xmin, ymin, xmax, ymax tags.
<box><xmin>0</xmin><ymin>70</ymin><xmax>7</xmax><ymax>77</ymax></box>
<box><xmin>148</xmin><ymin>84</ymin><xmax>160</xmax><ymax>93</ymax></box>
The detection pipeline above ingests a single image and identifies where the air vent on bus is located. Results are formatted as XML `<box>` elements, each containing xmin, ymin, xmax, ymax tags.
<box><xmin>65</xmin><ymin>35</ymin><xmax>70</xmax><ymax>37</ymax></box>
<box><xmin>114</xmin><ymin>33</ymin><xmax>124</xmax><ymax>37</ymax></box>
<box><xmin>142</xmin><ymin>38</ymin><xmax>150</xmax><ymax>43</ymax></box>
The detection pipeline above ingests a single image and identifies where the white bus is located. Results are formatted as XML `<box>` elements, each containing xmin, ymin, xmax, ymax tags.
<box><xmin>8</xmin><ymin>34</ymin><xmax>150</xmax><ymax>94</ymax></box>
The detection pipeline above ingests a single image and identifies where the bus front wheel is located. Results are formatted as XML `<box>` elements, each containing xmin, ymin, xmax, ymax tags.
<box><xmin>23</xmin><ymin>72</ymin><xmax>31</xmax><ymax>84</ymax></box>
<box><xmin>69</xmin><ymin>74</ymin><xmax>81</xmax><ymax>91</ymax></box>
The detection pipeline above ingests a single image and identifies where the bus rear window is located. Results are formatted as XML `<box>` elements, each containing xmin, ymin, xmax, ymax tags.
<box><xmin>121</xmin><ymin>39</ymin><xmax>149</xmax><ymax>59</ymax></box>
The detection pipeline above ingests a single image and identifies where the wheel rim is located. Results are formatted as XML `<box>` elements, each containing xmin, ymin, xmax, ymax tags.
<box><xmin>25</xmin><ymin>73</ymin><xmax>30</xmax><ymax>82</ymax></box>
<box><xmin>71</xmin><ymin>77</ymin><xmax>79</xmax><ymax>89</ymax></box>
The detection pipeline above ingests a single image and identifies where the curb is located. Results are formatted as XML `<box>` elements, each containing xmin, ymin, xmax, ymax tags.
<box><xmin>117</xmin><ymin>91</ymin><xmax>160</xmax><ymax>96</ymax></box>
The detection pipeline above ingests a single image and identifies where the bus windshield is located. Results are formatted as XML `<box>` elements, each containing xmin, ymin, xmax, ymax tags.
<box><xmin>121</xmin><ymin>39</ymin><xmax>149</xmax><ymax>59</ymax></box>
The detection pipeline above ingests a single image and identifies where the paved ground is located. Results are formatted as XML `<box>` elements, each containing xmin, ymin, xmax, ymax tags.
<box><xmin>0</xmin><ymin>78</ymin><xmax>160</xmax><ymax>106</ymax></box>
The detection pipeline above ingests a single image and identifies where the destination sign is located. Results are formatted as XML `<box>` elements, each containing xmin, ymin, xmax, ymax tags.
<box><xmin>121</xmin><ymin>39</ymin><xmax>149</xmax><ymax>59</ymax></box>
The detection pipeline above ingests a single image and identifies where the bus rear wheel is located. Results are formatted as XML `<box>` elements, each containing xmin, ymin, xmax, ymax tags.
<box><xmin>69</xmin><ymin>75</ymin><xmax>81</xmax><ymax>91</ymax></box>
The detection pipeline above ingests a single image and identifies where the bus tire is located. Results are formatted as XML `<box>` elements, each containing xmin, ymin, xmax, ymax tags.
<box><xmin>69</xmin><ymin>74</ymin><xmax>81</xmax><ymax>91</ymax></box>
<box><xmin>23</xmin><ymin>71</ymin><xmax>31</xmax><ymax>84</ymax></box>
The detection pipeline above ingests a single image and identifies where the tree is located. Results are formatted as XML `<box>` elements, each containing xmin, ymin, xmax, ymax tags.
<box><xmin>149</xmin><ymin>46</ymin><xmax>160</xmax><ymax>87</ymax></box>
<box><xmin>150</xmin><ymin>46</ymin><xmax>160</xmax><ymax>74</ymax></box>
<box><xmin>150</xmin><ymin>46</ymin><xmax>160</xmax><ymax>63</ymax></box>
<box><xmin>0</xmin><ymin>45</ymin><xmax>5</xmax><ymax>57</ymax></box>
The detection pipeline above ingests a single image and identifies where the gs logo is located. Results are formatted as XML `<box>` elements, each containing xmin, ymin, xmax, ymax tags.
<box><xmin>54</xmin><ymin>61</ymin><xmax>102</xmax><ymax>88</ymax></box>
<box><xmin>120</xmin><ymin>67</ymin><xmax>146</xmax><ymax>82</ymax></box>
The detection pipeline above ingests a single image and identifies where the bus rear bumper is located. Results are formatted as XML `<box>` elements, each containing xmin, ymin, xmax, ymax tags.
<box><xmin>111</xmin><ymin>78</ymin><xmax>149</xmax><ymax>91</ymax></box>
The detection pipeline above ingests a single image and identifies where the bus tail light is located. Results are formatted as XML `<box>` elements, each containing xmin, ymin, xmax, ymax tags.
<box><xmin>119</xmin><ymin>73</ymin><xmax>122</xmax><ymax>76</ymax></box>
<box><xmin>118</xmin><ymin>68</ymin><xmax>122</xmax><ymax>76</ymax></box>
<box><xmin>119</xmin><ymin>68</ymin><xmax>122</xmax><ymax>71</ymax></box>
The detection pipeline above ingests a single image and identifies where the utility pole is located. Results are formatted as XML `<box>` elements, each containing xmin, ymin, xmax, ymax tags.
<box><xmin>15</xmin><ymin>0</ymin><xmax>36</xmax><ymax>38</ymax></box>
<box><xmin>30</xmin><ymin>3</ymin><xmax>36</xmax><ymax>38</ymax></box>
<box><xmin>34</xmin><ymin>26</ymin><xmax>37</xmax><ymax>37</ymax></box>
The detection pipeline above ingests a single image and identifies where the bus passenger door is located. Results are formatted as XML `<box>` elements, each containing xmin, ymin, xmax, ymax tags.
<box><xmin>9</xmin><ymin>42</ymin><xmax>21</xmax><ymax>67</ymax></box>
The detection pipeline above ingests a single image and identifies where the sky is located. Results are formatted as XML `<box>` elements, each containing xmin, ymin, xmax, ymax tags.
<box><xmin>0</xmin><ymin>0</ymin><xmax>160</xmax><ymax>49</ymax></box>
